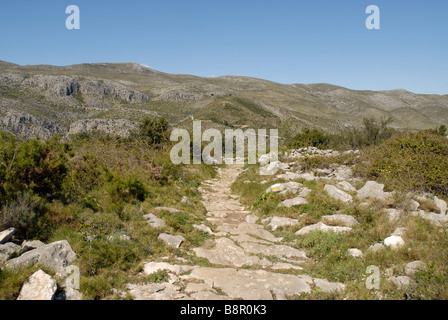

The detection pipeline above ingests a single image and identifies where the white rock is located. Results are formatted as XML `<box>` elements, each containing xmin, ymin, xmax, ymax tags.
<box><xmin>143</xmin><ymin>213</ymin><xmax>165</xmax><ymax>228</ymax></box>
<box><xmin>260</xmin><ymin>161</ymin><xmax>279</xmax><ymax>176</ymax></box>
<box><xmin>434</xmin><ymin>196</ymin><xmax>447</xmax><ymax>215</ymax></box>
<box><xmin>411</xmin><ymin>210</ymin><xmax>448</xmax><ymax>226</ymax></box>
<box><xmin>280</xmin><ymin>196</ymin><xmax>308</xmax><ymax>208</ymax></box>
<box><xmin>17</xmin><ymin>270</ymin><xmax>57</xmax><ymax>300</ymax></box>
<box><xmin>405</xmin><ymin>261</ymin><xmax>427</xmax><ymax>276</ymax></box>
<box><xmin>369</xmin><ymin>243</ymin><xmax>385</xmax><ymax>252</ymax></box>
<box><xmin>0</xmin><ymin>228</ymin><xmax>15</xmax><ymax>244</ymax></box>
<box><xmin>384</xmin><ymin>209</ymin><xmax>403</xmax><ymax>222</ymax></box>
<box><xmin>392</xmin><ymin>227</ymin><xmax>406</xmax><ymax>237</ymax></box>
<box><xmin>409</xmin><ymin>199</ymin><xmax>420</xmax><ymax>211</ymax></box>
<box><xmin>357</xmin><ymin>181</ymin><xmax>392</xmax><ymax>200</ymax></box>
<box><xmin>384</xmin><ymin>235</ymin><xmax>406</xmax><ymax>250</ymax></box>
<box><xmin>337</xmin><ymin>181</ymin><xmax>356</xmax><ymax>192</ymax></box>
<box><xmin>143</xmin><ymin>262</ymin><xmax>194</xmax><ymax>275</ymax></box>
<box><xmin>348</xmin><ymin>248</ymin><xmax>363</xmax><ymax>258</ymax></box>
<box><xmin>267</xmin><ymin>216</ymin><xmax>301</xmax><ymax>231</ymax></box>
<box><xmin>4</xmin><ymin>240</ymin><xmax>76</xmax><ymax>273</ymax></box>
<box><xmin>388</xmin><ymin>275</ymin><xmax>411</xmax><ymax>289</ymax></box>
<box><xmin>324</xmin><ymin>184</ymin><xmax>353</xmax><ymax>203</ymax></box>
<box><xmin>266</xmin><ymin>182</ymin><xmax>302</xmax><ymax>194</ymax></box>
<box><xmin>193</xmin><ymin>224</ymin><xmax>213</xmax><ymax>235</ymax></box>
<box><xmin>19</xmin><ymin>240</ymin><xmax>45</xmax><ymax>255</ymax></box>
<box><xmin>0</xmin><ymin>242</ymin><xmax>21</xmax><ymax>264</ymax></box>
<box><xmin>158</xmin><ymin>233</ymin><xmax>184</xmax><ymax>248</ymax></box>
<box><xmin>245</xmin><ymin>215</ymin><xmax>259</xmax><ymax>224</ymax></box>
<box><xmin>295</xmin><ymin>222</ymin><xmax>351</xmax><ymax>236</ymax></box>
<box><xmin>321</xmin><ymin>214</ymin><xmax>359</xmax><ymax>227</ymax></box>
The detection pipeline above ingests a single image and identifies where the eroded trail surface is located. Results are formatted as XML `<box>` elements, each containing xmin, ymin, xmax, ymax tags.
<box><xmin>126</xmin><ymin>164</ymin><xmax>345</xmax><ymax>300</ymax></box>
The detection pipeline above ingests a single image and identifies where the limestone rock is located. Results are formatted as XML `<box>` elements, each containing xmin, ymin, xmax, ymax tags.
<box><xmin>384</xmin><ymin>208</ymin><xmax>403</xmax><ymax>222</ymax></box>
<box><xmin>158</xmin><ymin>233</ymin><xmax>184</xmax><ymax>248</ymax></box>
<box><xmin>411</xmin><ymin>210</ymin><xmax>448</xmax><ymax>226</ymax></box>
<box><xmin>388</xmin><ymin>275</ymin><xmax>411</xmax><ymax>289</ymax></box>
<box><xmin>154</xmin><ymin>207</ymin><xmax>182</xmax><ymax>213</ymax></box>
<box><xmin>280</xmin><ymin>196</ymin><xmax>308</xmax><ymax>208</ymax></box>
<box><xmin>324</xmin><ymin>184</ymin><xmax>353</xmax><ymax>203</ymax></box>
<box><xmin>357</xmin><ymin>181</ymin><xmax>392</xmax><ymax>200</ymax></box>
<box><xmin>384</xmin><ymin>235</ymin><xmax>405</xmax><ymax>250</ymax></box>
<box><xmin>259</xmin><ymin>161</ymin><xmax>278</xmax><ymax>176</ymax></box>
<box><xmin>0</xmin><ymin>242</ymin><xmax>21</xmax><ymax>264</ymax></box>
<box><xmin>368</xmin><ymin>243</ymin><xmax>385</xmax><ymax>252</ymax></box>
<box><xmin>143</xmin><ymin>262</ymin><xmax>195</xmax><ymax>275</ymax></box>
<box><xmin>54</xmin><ymin>287</ymin><xmax>83</xmax><ymax>300</ymax></box>
<box><xmin>143</xmin><ymin>213</ymin><xmax>165</xmax><ymax>228</ymax></box>
<box><xmin>0</xmin><ymin>228</ymin><xmax>15</xmax><ymax>244</ymax></box>
<box><xmin>17</xmin><ymin>270</ymin><xmax>57</xmax><ymax>300</ymax></box>
<box><xmin>4</xmin><ymin>240</ymin><xmax>76</xmax><ymax>272</ymax></box>
<box><xmin>347</xmin><ymin>248</ymin><xmax>363</xmax><ymax>258</ymax></box>
<box><xmin>295</xmin><ymin>222</ymin><xmax>351</xmax><ymax>236</ymax></box>
<box><xmin>337</xmin><ymin>181</ymin><xmax>356</xmax><ymax>192</ymax></box>
<box><xmin>405</xmin><ymin>261</ymin><xmax>427</xmax><ymax>276</ymax></box>
<box><xmin>434</xmin><ymin>196</ymin><xmax>447</xmax><ymax>215</ymax></box>
<box><xmin>266</xmin><ymin>182</ymin><xmax>302</xmax><ymax>194</ymax></box>
<box><xmin>19</xmin><ymin>240</ymin><xmax>45</xmax><ymax>255</ymax></box>
<box><xmin>193</xmin><ymin>224</ymin><xmax>213</xmax><ymax>235</ymax></box>
<box><xmin>267</xmin><ymin>216</ymin><xmax>301</xmax><ymax>231</ymax></box>
<box><xmin>313</xmin><ymin>278</ymin><xmax>346</xmax><ymax>293</ymax></box>
<box><xmin>321</xmin><ymin>214</ymin><xmax>359</xmax><ymax>227</ymax></box>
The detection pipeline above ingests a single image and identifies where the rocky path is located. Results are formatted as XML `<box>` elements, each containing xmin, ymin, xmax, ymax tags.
<box><xmin>126</xmin><ymin>164</ymin><xmax>345</xmax><ymax>300</ymax></box>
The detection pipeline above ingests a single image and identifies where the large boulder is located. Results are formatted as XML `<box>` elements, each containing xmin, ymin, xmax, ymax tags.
<box><xmin>17</xmin><ymin>270</ymin><xmax>57</xmax><ymax>300</ymax></box>
<box><xmin>3</xmin><ymin>240</ymin><xmax>76</xmax><ymax>273</ymax></box>
<box><xmin>357</xmin><ymin>181</ymin><xmax>393</xmax><ymax>200</ymax></box>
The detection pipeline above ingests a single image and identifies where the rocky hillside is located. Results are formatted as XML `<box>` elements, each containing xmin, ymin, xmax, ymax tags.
<box><xmin>0</xmin><ymin>60</ymin><xmax>447</xmax><ymax>139</ymax></box>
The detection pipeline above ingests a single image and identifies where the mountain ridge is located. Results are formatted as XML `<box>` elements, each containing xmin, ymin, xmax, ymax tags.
<box><xmin>0</xmin><ymin>60</ymin><xmax>447</xmax><ymax>139</ymax></box>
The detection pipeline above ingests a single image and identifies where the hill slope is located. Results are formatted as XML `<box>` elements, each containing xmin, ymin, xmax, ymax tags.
<box><xmin>0</xmin><ymin>61</ymin><xmax>447</xmax><ymax>139</ymax></box>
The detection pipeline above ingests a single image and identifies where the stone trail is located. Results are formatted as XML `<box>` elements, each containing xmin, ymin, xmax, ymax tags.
<box><xmin>127</xmin><ymin>164</ymin><xmax>345</xmax><ymax>300</ymax></box>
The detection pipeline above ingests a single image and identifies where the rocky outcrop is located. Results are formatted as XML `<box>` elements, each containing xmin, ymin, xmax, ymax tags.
<box><xmin>67</xmin><ymin>119</ymin><xmax>138</xmax><ymax>137</ymax></box>
<box><xmin>21</xmin><ymin>75</ymin><xmax>149</xmax><ymax>103</ymax></box>
<box><xmin>3</xmin><ymin>240</ymin><xmax>76</xmax><ymax>273</ymax></box>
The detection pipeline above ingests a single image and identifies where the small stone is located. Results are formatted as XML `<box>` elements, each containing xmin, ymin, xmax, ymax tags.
<box><xmin>321</xmin><ymin>214</ymin><xmax>359</xmax><ymax>227</ymax></box>
<box><xmin>324</xmin><ymin>184</ymin><xmax>353</xmax><ymax>203</ymax></box>
<box><xmin>357</xmin><ymin>181</ymin><xmax>392</xmax><ymax>200</ymax></box>
<box><xmin>20</xmin><ymin>240</ymin><xmax>45</xmax><ymax>255</ymax></box>
<box><xmin>409</xmin><ymin>199</ymin><xmax>420</xmax><ymax>211</ymax></box>
<box><xmin>368</xmin><ymin>243</ymin><xmax>385</xmax><ymax>252</ymax></box>
<box><xmin>295</xmin><ymin>222</ymin><xmax>351</xmax><ymax>236</ymax></box>
<box><xmin>17</xmin><ymin>270</ymin><xmax>57</xmax><ymax>300</ymax></box>
<box><xmin>405</xmin><ymin>261</ymin><xmax>427</xmax><ymax>276</ymax></box>
<box><xmin>267</xmin><ymin>216</ymin><xmax>300</xmax><ymax>231</ymax></box>
<box><xmin>313</xmin><ymin>278</ymin><xmax>346</xmax><ymax>293</ymax></box>
<box><xmin>193</xmin><ymin>224</ymin><xmax>214</xmax><ymax>235</ymax></box>
<box><xmin>0</xmin><ymin>228</ymin><xmax>15</xmax><ymax>244</ymax></box>
<box><xmin>337</xmin><ymin>181</ymin><xmax>356</xmax><ymax>192</ymax></box>
<box><xmin>384</xmin><ymin>235</ymin><xmax>406</xmax><ymax>250</ymax></box>
<box><xmin>181</xmin><ymin>196</ymin><xmax>190</xmax><ymax>204</ymax></box>
<box><xmin>392</xmin><ymin>227</ymin><xmax>406</xmax><ymax>237</ymax></box>
<box><xmin>158</xmin><ymin>233</ymin><xmax>184</xmax><ymax>248</ymax></box>
<box><xmin>384</xmin><ymin>209</ymin><xmax>403</xmax><ymax>222</ymax></box>
<box><xmin>347</xmin><ymin>248</ymin><xmax>363</xmax><ymax>258</ymax></box>
<box><xmin>245</xmin><ymin>215</ymin><xmax>259</xmax><ymax>224</ymax></box>
<box><xmin>0</xmin><ymin>242</ymin><xmax>21</xmax><ymax>264</ymax></box>
<box><xmin>280</xmin><ymin>196</ymin><xmax>308</xmax><ymax>208</ymax></box>
<box><xmin>143</xmin><ymin>213</ymin><xmax>165</xmax><ymax>228</ymax></box>
<box><xmin>434</xmin><ymin>196</ymin><xmax>447</xmax><ymax>215</ymax></box>
<box><xmin>388</xmin><ymin>275</ymin><xmax>411</xmax><ymax>289</ymax></box>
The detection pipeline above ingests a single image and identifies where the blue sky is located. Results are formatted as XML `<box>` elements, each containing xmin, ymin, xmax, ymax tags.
<box><xmin>0</xmin><ymin>0</ymin><xmax>447</xmax><ymax>94</ymax></box>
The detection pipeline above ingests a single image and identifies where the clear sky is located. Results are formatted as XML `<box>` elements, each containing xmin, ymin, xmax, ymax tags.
<box><xmin>0</xmin><ymin>0</ymin><xmax>447</xmax><ymax>94</ymax></box>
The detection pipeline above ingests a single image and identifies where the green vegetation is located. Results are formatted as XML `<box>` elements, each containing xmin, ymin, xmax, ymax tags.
<box><xmin>0</xmin><ymin>118</ymin><xmax>216</xmax><ymax>300</ymax></box>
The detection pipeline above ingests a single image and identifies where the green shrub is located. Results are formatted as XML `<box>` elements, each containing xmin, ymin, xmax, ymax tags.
<box><xmin>137</xmin><ymin>116</ymin><xmax>170</xmax><ymax>146</ymax></box>
<box><xmin>288</xmin><ymin>128</ymin><xmax>330</xmax><ymax>149</ymax></box>
<box><xmin>355</xmin><ymin>131</ymin><xmax>448</xmax><ymax>197</ymax></box>
<box><xmin>0</xmin><ymin>133</ymin><xmax>69</xmax><ymax>204</ymax></box>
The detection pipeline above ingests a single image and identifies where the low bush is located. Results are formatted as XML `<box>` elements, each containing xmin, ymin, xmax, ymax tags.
<box><xmin>355</xmin><ymin>131</ymin><xmax>448</xmax><ymax>197</ymax></box>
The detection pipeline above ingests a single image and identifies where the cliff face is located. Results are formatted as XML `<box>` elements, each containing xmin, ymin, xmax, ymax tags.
<box><xmin>0</xmin><ymin>61</ymin><xmax>447</xmax><ymax>140</ymax></box>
